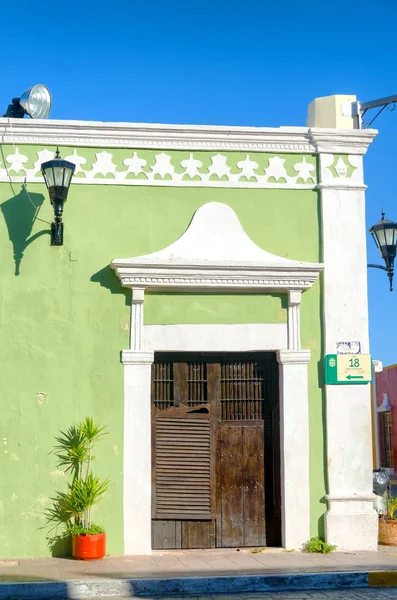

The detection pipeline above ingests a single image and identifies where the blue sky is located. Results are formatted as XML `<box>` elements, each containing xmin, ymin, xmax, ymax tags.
<box><xmin>1</xmin><ymin>0</ymin><xmax>396</xmax><ymax>364</ymax></box>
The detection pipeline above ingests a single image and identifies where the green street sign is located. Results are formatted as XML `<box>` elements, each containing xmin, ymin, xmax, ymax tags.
<box><xmin>325</xmin><ymin>354</ymin><xmax>372</xmax><ymax>385</ymax></box>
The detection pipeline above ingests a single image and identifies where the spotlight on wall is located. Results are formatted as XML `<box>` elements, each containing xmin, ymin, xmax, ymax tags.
<box><xmin>41</xmin><ymin>148</ymin><xmax>75</xmax><ymax>246</ymax></box>
<box><xmin>3</xmin><ymin>84</ymin><xmax>52</xmax><ymax>119</ymax></box>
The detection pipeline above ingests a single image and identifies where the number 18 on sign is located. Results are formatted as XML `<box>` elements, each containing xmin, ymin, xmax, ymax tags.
<box><xmin>325</xmin><ymin>354</ymin><xmax>372</xmax><ymax>385</ymax></box>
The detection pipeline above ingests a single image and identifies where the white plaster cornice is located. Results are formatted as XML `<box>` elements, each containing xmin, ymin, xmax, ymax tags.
<box><xmin>112</xmin><ymin>203</ymin><xmax>323</xmax><ymax>293</ymax></box>
<box><xmin>316</xmin><ymin>183</ymin><xmax>367</xmax><ymax>191</ymax></box>
<box><xmin>0</xmin><ymin>118</ymin><xmax>377</xmax><ymax>155</ymax></box>
<box><xmin>309</xmin><ymin>128</ymin><xmax>377</xmax><ymax>155</ymax></box>
<box><xmin>277</xmin><ymin>349</ymin><xmax>311</xmax><ymax>364</ymax></box>
<box><xmin>121</xmin><ymin>350</ymin><xmax>154</xmax><ymax>365</ymax></box>
<box><xmin>325</xmin><ymin>494</ymin><xmax>375</xmax><ymax>502</ymax></box>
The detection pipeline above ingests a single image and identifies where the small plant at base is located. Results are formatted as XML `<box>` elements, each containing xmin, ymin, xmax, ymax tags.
<box><xmin>251</xmin><ymin>547</ymin><xmax>265</xmax><ymax>553</ymax></box>
<box><xmin>69</xmin><ymin>523</ymin><xmax>105</xmax><ymax>536</ymax></box>
<box><xmin>47</xmin><ymin>417</ymin><xmax>109</xmax><ymax>536</ymax></box>
<box><xmin>385</xmin><ymin>494</ymin><xmax>397</xmax><ymax>520</ymax></box>
<box><xmin>303</xmin><ymin>537</ymin><xmax>336</xmax><ymax>554</ymax></box>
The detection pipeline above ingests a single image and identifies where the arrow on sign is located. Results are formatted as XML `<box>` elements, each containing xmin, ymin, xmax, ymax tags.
<box><xmin>346</xmin><ymin>374</ymin><xmax>364</xmax><ymax>380</ymax></box>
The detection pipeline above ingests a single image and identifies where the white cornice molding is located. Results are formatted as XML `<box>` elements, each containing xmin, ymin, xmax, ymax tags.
<box><xmin>277</xmin><ymin>349</ymin><xmax>311</xmax><ymax>365</ymax></box>
<box><xmin>316</xmin><ymin>183</ymin><xmax>367</xmax><ymax>191</ymax></box>
<box><xmin>113</xmin><ymin>269</ymin><xmax>322</xmax><ymax>292</ymax></box>
<box><xmin>309</xmin><ymin>128</ymin><xmax>377</xmax><ymax>155</ymax></box>
<box><xmin>0</xmin><ymin>118</ymin><xmax>376</xmax><ymax>154</ymax></box>
<box><xmin>122</xmin><ymin>350</ymin><xmax>154</xmax><ymax>365</ymax></box>
<box><xmin>112</xmin><ymin>202</ymin><xmax>323</xmax><ymax>292</ymax></box>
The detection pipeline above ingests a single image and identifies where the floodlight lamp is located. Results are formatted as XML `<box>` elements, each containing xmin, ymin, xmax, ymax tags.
<box><xmin>3</xmin><ymin>84</ymin><xmax>52</xmax><ymax>119</ymax></box>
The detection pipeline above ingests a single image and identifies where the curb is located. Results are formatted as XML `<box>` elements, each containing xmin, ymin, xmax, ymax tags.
<box><xmin>369</xmin><ymin>571</ymin><xmax>397</xmax><ymax>587</ymax></box>
<box><xmin>0</xmin><ymin>572</ymin><xmax>369</xmax><ymax>598</ymax></box>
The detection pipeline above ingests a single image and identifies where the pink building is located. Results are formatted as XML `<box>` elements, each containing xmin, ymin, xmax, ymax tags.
<box><xmin>374</xmin><ymin>364</ymin><xmax>397</xmax><ymax>472</ymax></box>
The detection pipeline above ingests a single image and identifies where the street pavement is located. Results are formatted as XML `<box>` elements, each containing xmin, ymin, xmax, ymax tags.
<box><xmin>130</xmin><ymin>593</ymin><xmax>397</xmax><ymax>599</ymax></box>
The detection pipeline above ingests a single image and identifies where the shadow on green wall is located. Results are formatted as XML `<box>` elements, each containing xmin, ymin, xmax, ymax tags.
<box><xmin>91</xmin><ymin>264</ymin><xmax>131</xmax><ymax>305</ymax></box>
<box><xmin>46</xmin><ymin>531</ymin><xmax>72</xmax><ymax>558</ymax></box>
<box><xmin>0</xmin><ymin>185</ymin><xmax>49</xmax><ymax>275</ymax></box>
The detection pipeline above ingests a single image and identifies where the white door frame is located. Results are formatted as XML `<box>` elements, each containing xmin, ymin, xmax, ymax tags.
<box><xmin>112</xmin><ymin>202</ymin><xmax>322</xmax><ymax>554</ymax></box>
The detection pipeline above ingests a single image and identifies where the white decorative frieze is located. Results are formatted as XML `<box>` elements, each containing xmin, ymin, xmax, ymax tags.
<box><xmin>319</xmin><ymin>153</ymin><xmax>365</xmax><ymax>189</ymax></box>
<box><xmin>0</xmin><ymin>146</ymin><xmax>318</xmax><ymax>189</ymax></box>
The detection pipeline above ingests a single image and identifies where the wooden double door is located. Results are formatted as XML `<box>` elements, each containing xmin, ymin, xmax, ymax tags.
<box><xmin>151</xmin><ymin>352</ymin><xmax>281</xmax><ymax>549</ymax></box>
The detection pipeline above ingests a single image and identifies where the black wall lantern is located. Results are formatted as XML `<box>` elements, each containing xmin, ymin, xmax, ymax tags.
<box><xmin>369</xmin><ymin>211</ymin><xmax>397</xmax><ymax>291</ymax></box>
<box><xmin>41</xmin><ymin>148</ymin><xmax>75</xmax><ymax>246</ymax></box>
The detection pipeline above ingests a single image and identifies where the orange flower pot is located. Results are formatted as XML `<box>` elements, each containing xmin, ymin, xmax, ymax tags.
<box><xmin>72</xmin><ymin>532</ymin><xmax>106</xmax><ymax>560</ymax></box>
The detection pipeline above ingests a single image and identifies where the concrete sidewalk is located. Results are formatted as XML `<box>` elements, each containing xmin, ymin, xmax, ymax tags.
<box><xmin>2</xmin><ymin>548</ymin><xmax>397</xmax><ymax>581</ymax></box>
<box><xmin>1</xmin><ymin>548</ymin><xmax>397</xmax><ymax>598</ymax></box>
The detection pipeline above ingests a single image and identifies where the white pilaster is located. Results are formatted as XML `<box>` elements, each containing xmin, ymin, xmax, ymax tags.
<box><xmin>287</xmin><ymin>291</ymin><xmax>302</xmax><ymax>350</ymax></box>
<box><xmin>130</xmin><ymin>288</ymin><xmax>145</xmax><ymax>351</ymax></box>
<box><xmin>122</xmin><ymin>350</ymin><xmax>154</xmax><ymax>555</ymax></box>
<box><xmin>277</xmin><ymin>349</ymin><xmax>311</xmax><ymax>550</ymax></box>
<box><xmin>320</xmin><ymin>151</ymin><xmax>378</xmax><ymax>551</ymax></box>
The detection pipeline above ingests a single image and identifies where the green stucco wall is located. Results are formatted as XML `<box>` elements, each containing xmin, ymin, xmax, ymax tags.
<box><xmin>0</xmin><ymin>147</ymin><xmax>324</xmax><ymax>558</ymax></box>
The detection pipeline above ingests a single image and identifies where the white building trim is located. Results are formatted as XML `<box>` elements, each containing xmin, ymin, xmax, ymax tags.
<box><xmin>277</xmin><ymin>349</ymin><xmax>311</xmax><ymax>549</ymax></box>
<box><xmin>0</xmin><ymin>118</ymin><xmax>376</xmax><ymax>154</ymax></box>
<box><xmin>144</xmin><ymin>323</ymin><xmax>288</xmax><ymax>353</ymax></box>
<box><xmin>320</xmin><ymin>150</ymin><xmax>378</xmax><ymax>551</ymax></box>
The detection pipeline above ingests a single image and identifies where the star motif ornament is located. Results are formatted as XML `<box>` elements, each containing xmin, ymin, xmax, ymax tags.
<box><xmin>65</xmin><ymin>149</ymin><xmax>87</xmax><ymax>175</ymax></box>
<box><xmin>26</xmin><ymin>149</ymin><xmax>55</xmax><ymax>178</ymax></box>
<box><xmin>6</xmin><ymin>148</ymin><xmax>29</xmax><ymax>174</ymax></box>
<box><xmin>237</xmin><ymin>154</ymin><xmax>259</xmax><ymax>180</ymax></box>
<box><xmin>181</xmin><ymin>153</ymin><xmax>203</xmax><ymax>178</ymax></box>
<box><xmin>208</xmin><ymin>154</ymin><xmax>231</xmax><ymax>178</ymax></box>
<box><xmin>264</xmin><ymin>156</ymin><xmax>288</xmax><ymax>181</ymax></box>
<box><xmin>91</xmin><ymin>151</ymin><xmax>118</xmax><ymax>176</ymax></box>
<box><xmin>124</xmin><ymin>152</ymin><xmax>147</xmax><ymax>176</ymax></box>
<box><xmin>293</xmin><ymin>157</ymin><xmax>315</xmax><ymax>182</ymax></box>
<box><xmin>150</xmin><ymin>153</ymin><xmax>175</xmax><ymax>178</ymax></box>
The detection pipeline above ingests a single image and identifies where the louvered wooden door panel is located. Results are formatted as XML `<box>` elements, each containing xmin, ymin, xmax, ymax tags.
<box><xmin>153</xmin><ymin>416</ymin><xmax>213</xmax><ymax>520</ymax></box>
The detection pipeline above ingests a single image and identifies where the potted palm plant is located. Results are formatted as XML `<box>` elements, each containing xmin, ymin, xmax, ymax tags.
<box><xmin>379</xmin><ymin>493</ymin><xmax>397</xmax><ymax>546</ymax></box>
<box><xmin>51</xmin><ymin>417</ymin><xmax>110</xmax><ymax>559</ymax></box>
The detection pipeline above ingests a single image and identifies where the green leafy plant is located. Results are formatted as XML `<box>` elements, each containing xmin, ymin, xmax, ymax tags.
<box><xmin>49</xmin><ymin>417</ymin><xmax>110</xmax><ymax>535</ymax></box>
<box><xmin>303</xmin><ymin>537</ymin><xmax>336</xmax><ymax>554</ymax></box>
<box><xmin>69</xmin><ymin>523</ymin><xmax>105</xmax><ymax>536</ymax></box>
<box><xmin>385</xmin><ymin>494</ymin><xmax>397</xmax><ymax>520</ymax></box>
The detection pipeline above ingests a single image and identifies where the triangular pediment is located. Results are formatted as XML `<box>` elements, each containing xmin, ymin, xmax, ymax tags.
<box><xmin>112</xmin><ymin>202</ymin><xmax>323</xmax><ymax>291</ymax></box>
